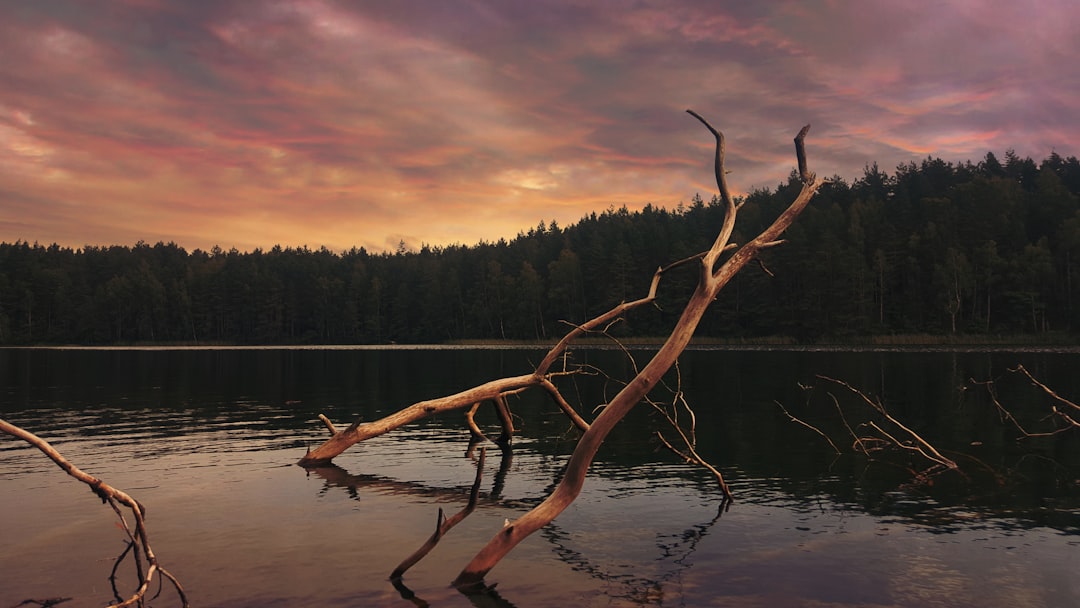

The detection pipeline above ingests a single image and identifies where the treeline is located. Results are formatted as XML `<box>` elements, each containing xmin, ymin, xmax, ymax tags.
<box><xmin>2</xmin><ymin>150</ymin><xmax>1080</xmax><ymax>345</ymax></box>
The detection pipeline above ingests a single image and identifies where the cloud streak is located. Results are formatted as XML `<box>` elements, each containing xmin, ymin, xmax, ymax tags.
<box><xmin>1</xmin><ymin>0</ymin><xmax>1077</xmax><ymax>252</ymax></box>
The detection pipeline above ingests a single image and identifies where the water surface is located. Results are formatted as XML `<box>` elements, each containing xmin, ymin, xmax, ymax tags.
<box><xmin>1</xmin><ymin>347</ymin><xmax>1078</xmax><ymax>607</ymax></box>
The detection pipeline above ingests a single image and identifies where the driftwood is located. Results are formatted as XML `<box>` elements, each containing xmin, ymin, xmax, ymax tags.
<box><xmin>296</xmin><ymin>110</ymin><xmax>823</xmax><ymax>586</ymax></box>
<box><xmin>776</xmin><ymin>376</ymin><xmax>960</xmax><ymax>479</ymax></box>
<box><xmin>775</xmin><ymin>364</ymin><xmax>1080</xmax><ymax>497</ymax></box>
<box><xmin>301</xmin><ymin>113</ymin><xmax>819</xmax><ymax>470</ymax></box>
<box><xmin>816</xmin><ymin>375</ymin><xmax>959</xmax><ymax>472</ymax></box>
<box><xmin>0</xmin><ymin>419</ymin><xmax>188</xmax><ymax>608</ymax></box>
<box><xmin>587</xmin><ymin>332</ymin><xmax>734</xmax><ymax>498</ymax></box>
<box><xmin>391</xmin><ymin>448</ymin><xmax>487</xmax><ymax>580</ymax></box>
<box><xmin>975</xmin><ymin>364</ymin><xmax>1080</xmax><ymax>435</ymax></box>
<box><xmin>300</xmin><ymin>289</ymin><xmax>662</xmax><ymax>465</ymax></box>
<box><xmin>450</xmin><ymin>112</ymin><xmax>824</xmax><ymax>587</ymax></box>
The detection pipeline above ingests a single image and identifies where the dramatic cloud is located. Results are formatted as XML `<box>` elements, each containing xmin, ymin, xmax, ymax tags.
<box><xmin>1</xmin><ymin>0</ymin><xmax>1076</xmax><ymax>252</ymax></box>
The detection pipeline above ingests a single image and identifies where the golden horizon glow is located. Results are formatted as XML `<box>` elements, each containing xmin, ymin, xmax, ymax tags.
<box><xmin>1</xmin><ymin>1</ymin><xmax>1077</xmax><ymax>253</ymax></box>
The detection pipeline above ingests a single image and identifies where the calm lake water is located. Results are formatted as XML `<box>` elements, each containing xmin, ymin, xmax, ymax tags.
<box><xmin>1</xmin><ymin>346</ymin><xmax>1078</xmax><ymax>607</ymax></box>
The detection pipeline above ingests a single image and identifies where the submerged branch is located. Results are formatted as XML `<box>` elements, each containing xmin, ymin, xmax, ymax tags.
<box><xmin>391</xmin><ymin>448</ymin><xmax>487</xmax><ymax>579</ymax></box>
<box><xmin>774</xmin><ymin>400</ymin><xmax>841</xmax><ymax>455</ymax></box>
<box><xmin>817</xmin><ymin>375</ymin><xmax>958</xmax><ymax>470</ymax></box>
<box><xmin>452</xmin><ymin>114</ymin><xmax>823</xmax><ymax>587</ymax></box>
<box><xmin>0</xmin><ymin>419</ymin><xmax>188</xmax><ymax>608</ymax></box>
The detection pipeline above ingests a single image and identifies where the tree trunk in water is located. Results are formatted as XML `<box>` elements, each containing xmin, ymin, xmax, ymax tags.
<box><xmin>454</xmin><ymin>113</ymin><xmax>823</xmax><ymax>587</ymax></box>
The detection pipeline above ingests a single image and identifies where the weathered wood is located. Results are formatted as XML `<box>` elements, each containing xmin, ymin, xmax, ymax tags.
<box><xmin>0</xmin><ymin>419</ymin><xmax>189</xmax><ymax>608</ymax></box>
<box><xmin>294</xmin><ymin>111</ymin><xmax>824</xmax><ymax>587</ymax></box>
<box><xmin>464</xmin><ymin>402</ymin><xmax>487</xmax><ymax>441</ymax></box>
<box><xmin>298</xmin><ymin>373</ymin><xmax>539</xmax><ymax>465</ymax></box>
<box><xmin>453</xmin><ymin>114</ymin><xmax>823</xmax><ymax>587</ymax></box>
<box><xmin>390</xmin><ymin>448</ymin><xmax>487</xmax><ymax>579</ymax></box>
<box><xmin>299</xmin><ymin>251</ymin><xmax>684</xmax><ymax>465</ymax></box>
<box><xmin>493</xmin><ymin>395</ymin><xmax>515</xmax><ymax>445</ymax></box>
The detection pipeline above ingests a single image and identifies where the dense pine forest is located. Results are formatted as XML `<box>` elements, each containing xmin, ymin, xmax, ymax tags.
<box><xmin>3</xmin><ymin>150</ymin><xmax>1080</xmax><ymax>345</ymax></box>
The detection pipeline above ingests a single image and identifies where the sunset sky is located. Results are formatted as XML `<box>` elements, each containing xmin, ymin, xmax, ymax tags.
<box><xmin>1</xmin><ymin>1</ymin><xmax>1076</xmax><ymax>254</ymax></box>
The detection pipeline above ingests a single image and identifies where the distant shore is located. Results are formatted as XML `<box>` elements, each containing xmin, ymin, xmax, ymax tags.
<box><xmin>3</xmin><ymin>332</ymin><xmax>1077</xmax><ymax>350</ymax></box>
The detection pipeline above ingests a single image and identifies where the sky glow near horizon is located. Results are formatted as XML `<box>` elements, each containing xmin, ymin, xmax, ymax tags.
<box><xmin>1</xmin><ymin>0</ymin><xmax>1077</xmax><ymax>254</ymax></box>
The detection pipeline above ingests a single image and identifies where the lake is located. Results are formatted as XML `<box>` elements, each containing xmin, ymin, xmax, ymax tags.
<box><xmin>1</xmin><ymin>346</ymin><xmax>1078</xmax><ymax>607</ymax></box>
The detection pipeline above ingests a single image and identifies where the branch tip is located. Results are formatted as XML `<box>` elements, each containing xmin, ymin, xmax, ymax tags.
<box><xmin>795</xmin><ymin>124</ymin><xmax>811</xmax><ymax>183</ymax></box>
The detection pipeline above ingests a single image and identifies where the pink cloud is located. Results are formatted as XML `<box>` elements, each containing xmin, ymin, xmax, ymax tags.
<box><xmin>1</xmin><ymin>0</ymin><xmax>1078</xmax><ymax>253</ymax></box>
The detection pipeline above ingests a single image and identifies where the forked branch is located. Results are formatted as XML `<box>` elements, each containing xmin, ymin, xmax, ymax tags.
<box><xmin>778</xmin><ymin>377</ymin><xmax>959</xmax><ymax>477</ymax></box>
<box><xmin>0</xmin><ymin>419</ymin><xmax>188</xmax><ymax>608</ymax></box>
<box><xmin>817</xmin><ymin>375</ymin><xmax>957</xmax><ymax>470</ymax></box>
<box><xmin>972</xmin><ymin>364</ymin><xmax>1080</xmax><ymax>435</ymax></box>
<box><xmin>391</xmin><ymin>448</ymin><xmax>487</xmax><ymax>579</ymax></box>
<box><xmin>451</xmin><ymin>111</ymin><xmax>824</xmax><ymax>588</ymax></box>
<box><xmin>300</xmin><ymin>233</ymin><xmax>725</xmax><ymax>466</ymax></box>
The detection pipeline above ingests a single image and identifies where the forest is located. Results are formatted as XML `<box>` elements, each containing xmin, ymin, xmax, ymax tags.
<box><xmin>2</xmin><ymin>149</ymin><xmax>1080</xmax><ymax>345</ymax></box>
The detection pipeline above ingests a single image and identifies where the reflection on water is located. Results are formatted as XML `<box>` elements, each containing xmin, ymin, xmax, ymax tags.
<box><xmin>1</xmin><ymin>347</ymin><xmax>1079</xmax><ymax>607</ymax></box>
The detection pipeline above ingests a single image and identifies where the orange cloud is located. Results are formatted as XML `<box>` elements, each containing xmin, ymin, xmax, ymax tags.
<box><xmin>1</xmin><ymin>0</ymin><xmax>1078</xmax><ymax>252</ymax></box>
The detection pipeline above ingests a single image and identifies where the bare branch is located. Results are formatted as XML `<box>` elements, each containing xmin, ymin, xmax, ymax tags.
<box><xmin>774</xmin><ymin>400</ymin><xmax>841</xmax><ymax>455</ymax></box>
<box><xmin>391</xmin><ymin>448</ymin><xmax>487</xmax><ymax>579</ymax></box>
<box><xmin>1014</xmin><ymin>364</ymin><xmax>1080</xmax><ymax>418</ymax></box>
<box><xmin>971</xmin><ymin>376</ymin><xmax>1058</xmax><ymax>437</ymax></box>
<box><xmin>687</xmin><ymin>110</ymin><xmax>743</xmax><ymax>277</ymax></box>
<box><xmin>0</xmin><ymin>419</ymin><xmax>188</xmax><ymax>608</ymax></box>
<box><xmin>864</xmin><ymin>421</ymin><xmax>954</xmax><ymax>469</ymax></box>
<box><xmin>539</xmin><ymin>379</ymin><xmax>591</xmax><ymax>432</ymax></box>
<box><xmin>817</xmin><ymin>376</ymin><xmax>957</xmax><ymax>470</ymax></box>
<box><xmin>493</xmin><ymin>395</ymin><xmax>515</xmax><ymax>445</ymax></box>
<box><xmin>299</xmin><ymin>373</ymin><xmax>539</xmax><ymax>465</ymax></box>
<box><xmin>828</xmin><ymin>391</ymin><xmax>868</xmax><ymax>455</ymax></box>
<box><xmin>971</xmin><ymin>366</ymin><xmax>1080</xmax><ymax>437</ymax></box>
<box><xmin>655</xmin><ymin>428</ymin><xmax>733</xmax><ymax>500</ymax></box>
<box><xmin>318</xmin><ymin>414</ymin><xmax>338</xmax><ymax>435</ymax></box>
<box><xmin>464</xmin><ymin>402</ymin><xmax>488</xmax><ymax>441</ymax></box>
<box><xmin>685</xmin><ymin>109</ymin><xmax>732</xmax><ymax>209</ymax></box>
<box><xmin>795</xmin><ymin>124</ymin><xmax>812</xmax><ymax>183</ymax></box>
<box><xmin>453</xmin><ymin>114</ymin><xmax>822</xmax><ymax>587</ymax></box>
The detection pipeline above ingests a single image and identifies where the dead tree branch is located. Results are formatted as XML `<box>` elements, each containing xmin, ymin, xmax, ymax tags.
<box><xmin>1012</xmin><ymin>364</ymin><xmax>1080</xmax><ymax>429</ymax></box>
<box><xmin>300</xmin><ymin>374</ymin><xmax>541</xmax><ymax>465</ymax></box>
<box><xmin>0</xmin><ymin>419</ymin><xmax>188</xmax><ymax>608</ymax></box>
<box><xmin>318</xmin><ymin>414</ymin><xmax>338</xmax><ymax>435</ymax></box>
<box><xmin>464</xmin><ymin>402</ymin><xmax>488</xmax><ymax>441</ymax></box>
<box><xmin>299</xmin><ymin>222</ymin><xmax>745</xmax><ymax>466</ymax></box>
<box><xmin>591</xmin><ymin>333</ymin><xmax>733</xmax><ymax>498</ymax></box>
<box><xmin>971</xmin><ymin>364</ymin><xmax>1080</xmax><ymax>437</ymax></box>
<box><xmin>492</xmin><ymin>395</ymin><xmax>515</xmax><ymax>445</ymax></box>
<box><xmin>451</xmin><ymin>112</ymin><xmax>823</xmax><ymax>588</ymax></box>
<box><xmin>779</xmin><ymin>377</ymin><xmax>959</xmax><ymax>483</ymax></box>
<box><xmin>775</xmin><ymin>400</ymin><xmax>841</xmax><ymax>456</ymax></box>
<box><xmin>391</xmin><ymin>448</ymin><xmax>487</xmax><ymax>579</ymax></box>
<box><xmin>539</xmin><ymin>378</ymin><xmax>591</xmax><ymax>432</ymax></box>
<box><xmin>816</xmin><ymin>375</ymin><xmax>958</xmax><ymax>470</ymax></box>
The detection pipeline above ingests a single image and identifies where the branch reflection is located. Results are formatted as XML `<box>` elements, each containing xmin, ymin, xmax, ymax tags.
<box><xmin>299</xmin><ymin>443</ymin><xmax>733</xmax><ymax>607</ymax></box>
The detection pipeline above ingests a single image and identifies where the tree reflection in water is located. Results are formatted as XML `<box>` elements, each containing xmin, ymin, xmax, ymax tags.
<box><xmin>300</xmin><ymin>440</ymin><xmax>732</xmax><ymax>606</ymax></box>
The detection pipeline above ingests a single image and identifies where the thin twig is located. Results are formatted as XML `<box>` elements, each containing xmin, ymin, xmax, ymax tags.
<box><xmin>827</xmin><ymin>392</ymin><xmax>867</xmax><ymax>454</ymax></box>
<box><xmin>774</xmin><ymin>400</ymin><xmax>841</xmax><ymax>455</ymax></box>
<box><xmin>817</xmin><ymin>376</ymin><xmax>957</xmax><ymax>470</ymax></box>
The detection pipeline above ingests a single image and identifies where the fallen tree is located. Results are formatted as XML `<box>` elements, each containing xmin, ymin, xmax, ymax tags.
<box><xmin>299</xmin><ymin>110</ymin><xmax>825</xmax><ymax>586</ymax></box>
<box><xmin>452</xmin><ymin>112</ymin><xmax>823</xmax><ymax>588</ymax></box>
